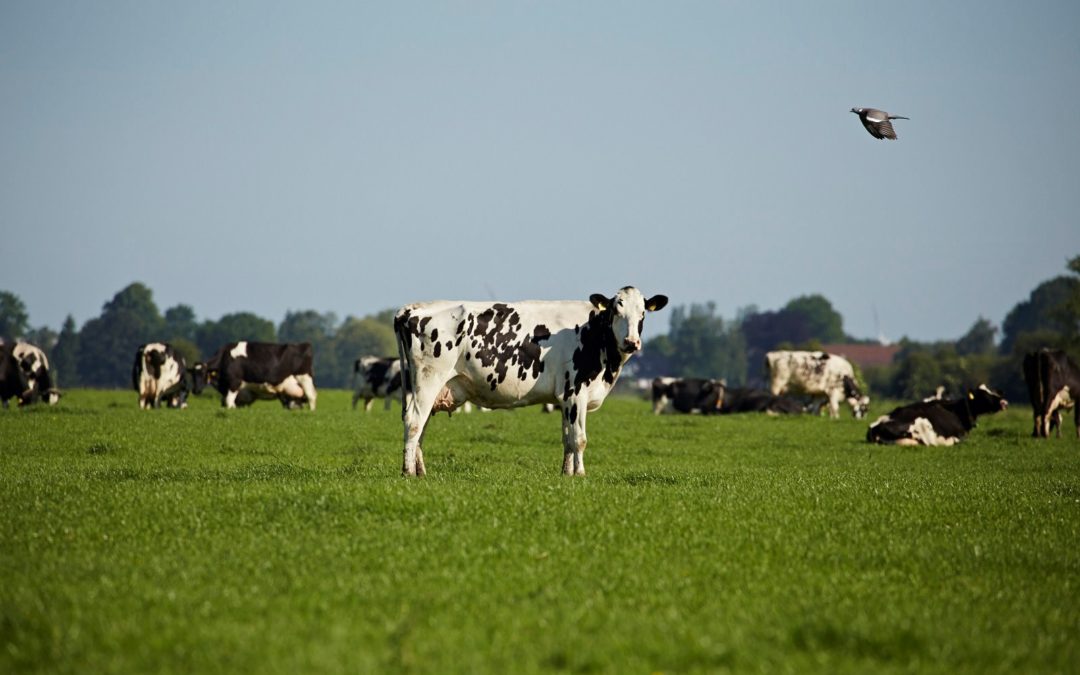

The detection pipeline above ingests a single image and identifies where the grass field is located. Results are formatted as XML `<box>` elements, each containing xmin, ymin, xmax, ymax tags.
<box><xmin>1</xmin><ymin>390</ymin><xmax>1078</xmax><ymax>674</ymax></box>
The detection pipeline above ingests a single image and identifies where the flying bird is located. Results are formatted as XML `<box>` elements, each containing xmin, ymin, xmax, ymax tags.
<box><xmin>850</xmin><ymin>107</ymin><xmax>909</xmax><ymax>140</ymax></box>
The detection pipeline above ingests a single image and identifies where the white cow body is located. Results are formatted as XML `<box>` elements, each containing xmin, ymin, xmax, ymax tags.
<box><xmin>134</xmin><ymin>342</ymin><xmax>187</xmax><ymax>409</ymax></box>
<box><xmin>765</xmin><ymin>350</ymin><xmax>869</xmax><ymax>419</ymax></box>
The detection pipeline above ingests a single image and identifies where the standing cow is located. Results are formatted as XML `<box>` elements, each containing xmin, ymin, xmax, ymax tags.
<box><xmin>193</xmin><ymin>341</ymin><xmax>317</xmax><ymax>410</ymax></box>
<box><xmin>394</xmin><ymin>287</ymin><xmax>667</xmax><ymax>476</ymax></box>
<box><xmin>10</xmin><ymin>342</ymin><xmax>61</xmax><ymax>405</ymax></box>
<box><xmin>133</xmin><ymin>342</ymin><xmax>189</xmax><ymax>409</ymax></box>
<box><xmin>765</xmin><ymin>350</ymin><xmax>869</xmax><ymax>418</ymax></box>
<box><xmin>351</xmin><ymin>356</ymin><xmax>402</xmax><ymax>411</ymax></box>
<box><xmin>1023</xmin><ymin>349</ymin><xmax>1080</xmax><ymax>438</ymax></box>
<box><xmin>0</xmin><ymin>342</ymin><xmax>31</xmax><ymax>408</ymax></box>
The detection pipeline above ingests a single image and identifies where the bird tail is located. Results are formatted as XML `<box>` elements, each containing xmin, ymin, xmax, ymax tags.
<box><xmin>889</xmin><ymin>115</ymin><xmax>910</xmax><ymax>120</ymax></box>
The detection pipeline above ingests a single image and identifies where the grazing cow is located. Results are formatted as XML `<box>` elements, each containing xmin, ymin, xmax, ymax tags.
<box><xmin>193</xmin><ymin>341</ymin><xmax>317</xmax><ymax>410</ymax></box>
<box><xmin>394</xmin><ymin>287</ymin><xmax>668</xmax><ymax>476</ymax></box>
<box><xmin>718</xmin><ymin>387</ymin><xmax>808</xmax><ymax>415</ymax></box>
<box><xmin>0</xmin><ymin>343</ymin><xmax>31</xmax><ymax>408</ymax></box>
<box><xmin>651</xmin><ymin>377</ymin><xmax>725</xmax><ymax>414</ymax></box>
<box><xmin>867</xmin><ymin>385</ymin><xmax>1008</xmax><ymax>446</ymax></box>
<box><xmin>11</xmin><ymin>342</ymin><xmax>60</xmax><ymax>405</ymax></box>
<box><xmin>132</xmin><ymin>342</ymin><xmax>189</xmax><ymax>409</ymax></box>
<box><xmin>351</xmin><ymin>356</ymin><xmax>403</xmax><ymax>411</ymax></box>
<box><xmin>765</xmin><ymin>350</ymin><xmax>870</xmax><ymax>418</ymax></box>
<box><xmin>1023</xmin><ymin>349</ymin><xmax>1080</xmax><ymax>438</ymax></box>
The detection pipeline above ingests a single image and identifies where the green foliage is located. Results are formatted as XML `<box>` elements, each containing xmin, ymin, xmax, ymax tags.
<box><xmin>164</xmin><ymin>304</ymin><xmax>199</xmax><ymax>343</ymax></box>
<box><xmin>1</xmin><ymin>392</ymin><xmax>1078</xmax><ymax>674</ymax></box>
<box><xmin>0</xmin><ymin>290</ymin><xmax>30</xmax><ymax>340</ymax></box>
<box><xmin>196</xmin><ymin>312</ymin><xmax>277</xmax><ymax>357</ymax></box>
<box><xmin>999</xmin><ymin>275</ymin><xmax>1079</xmax><ymax>354</ymax></box>
<box><xmin>955</xmin><ymin>317</ymin><xmax>997</xmax><ymax>355</ymax></box>
<box><xmin>76</xmin><ymin>283</ymin><xmax>165</xmax><ymax>387</ymax></box>
<box><xmin>50</xmin><ymin>315</ymin><xmax>81</xmax><ymax>388</ymax></box>
<box><xmin>647</xmin><ymin>303</ymin><xmax>747</xmax><ymax>382</ymax></box>
<box><xmin>783</xmin><ymin>294</ymin><xmax>845</xmax><ymax>344</ymax></box>
<box><xmin>332</xmin><ymin>316</ymin><xmax>398</xmax><ymax>387</ymax></box>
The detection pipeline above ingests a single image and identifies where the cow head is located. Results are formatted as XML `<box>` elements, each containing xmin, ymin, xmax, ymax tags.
<box><xmin>589</xmin><ymin>287</ymin><xmax>668</xmax><ymax>355</ymax></box>
<box><xmin>968</xmin><ymin>384</ymin><xmax>1008</xmax><ymax>415</ymax></box>
<box><xmin>191</xmin><ymin>362</ymin><xmax>217</xmax><ymax>394</ymax></box>
<box><xmin>842</xmin><ymin>375</ymin><xmax>871</xmax><ymax>419</ymax></box>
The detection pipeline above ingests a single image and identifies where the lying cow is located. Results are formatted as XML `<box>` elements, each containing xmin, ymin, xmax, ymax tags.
<box><xmin>132</xmin><ymin>342</ymin><xmax>189</xmax><ymax>409</ymax></box>
<box><xmin>394</xmin><ymin>286</ymin><xmax>667</xmax><ymax>476</ymax></box>
<box><xmin>719</xmin><ymin>387</ymin><xmax>808</xmax><ymax>415</ymax></box>
<box><xmin>10</xmin><ymin>342</ymin><xmax>61</xmax><ymax>405</ymax></box>
<box><xmin>1023</xmin><ymin>348</ymin><xmax>1079</xmax><ymax>438</ymax></box>
<box><xmin>765</xmin><ymin>350</ymin><xmax>869</xmax><ymax>418</ymax></box>
<box><xmin>193</xmin><ymin>341</ymin><xmax>317</xmax><ymax>410</ymax></box>
<box><xmin>651</xmin><ymin>377</ymin><xmax>725</xmax><ymax>414</ymax></box>
<box><xmin>351</xmin><ymin>356</ymin><xmax>402</xmax><ymax>411</ymax></box>
<box><xmin>866</xmin><ymin>385</ymin><xmax>1008</xmax><ymax>446</ymax></box>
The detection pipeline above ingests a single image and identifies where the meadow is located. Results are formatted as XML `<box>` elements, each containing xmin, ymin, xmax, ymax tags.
<box><xmin>1</xmin><ymin>390</ymin><xmax>1078</xmax><ymax>674</ymax></box>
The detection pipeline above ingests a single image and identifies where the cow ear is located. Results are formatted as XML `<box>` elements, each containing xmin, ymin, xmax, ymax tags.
<box><xmin>968</xmin><ymin>390</ymin><xmax>975</xmax><ymax>400</ymax></box>
<box><xmin>645</xmin><ymin>294</ymin><xmax>669</xmax><ymax>312</ymax></box>
<box><xmin>589</xmin><ymin>294</ymin><xmax>611</xmax><ymax>311</ymax></box>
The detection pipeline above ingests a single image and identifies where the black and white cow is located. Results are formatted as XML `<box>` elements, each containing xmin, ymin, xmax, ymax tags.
<box><xmin>394</xmin><ymin>287</ymin><xmax>667</xmax><ymax>476</ymax></box>
<box><xmin>10</xmin><ymin>342</ymin><xmax>60</xmax><ymax>405</ymax></box>
<box><xmin>1023</xmin><ymin>349</ymin><xmax>1080</xmax><ymax>438</ymax></box>
<box><xmin>132</xmin><ymin>342</ymin><xmax>189</xmax><ymax>409</ymax></box>
<box><xmin>765</xmin><ymin>350</ymin><xmax>870</xmax><ymax>418</ymax></box>
<box><xmin>193</xmin><ymin>341</ymin><xmax>317</xmax><ymax>410</ymax></box>
<box><xmin>718</xmin><ymin>387</ymin><xmax>808</xmax><ymax>415</ymax></box>
<box><xmin>351</xmin><ymin>356</ymin><xmax>402</xmax><ymax>411</ymax></box>
<box><xmin>866</xmin><ymin>385</ymin><xmax>1008</xmax><ymax>446</ymax></box>
<box><xmin>0</xmin><ymin>342</ymin><xmax>31</xmax><ymax>408</ymax></box>
<box><xmin>651</xmin><ymin>377</ymin><xmax>725</xmax><ymax>414</ymax></box>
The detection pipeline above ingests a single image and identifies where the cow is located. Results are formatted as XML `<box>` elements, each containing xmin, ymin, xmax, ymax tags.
<box><xmin>867</xmin><ymin>385</ymin><xmax>1008</xmax><ymax>446</ymax></box>
<box><xmin>1023</xmin><ymin>349</ymin><xmax>1080</xmax><ymax>438</ymax></box>
<box><xmin>192</xmin><ymin>341</ymin><xmax>317</xmax><ymax>410</ymax></box>
<box><xmin>132</xmin><ymin>342</ymin><xmax>189</xmax><ymax>409</ymax></box>
<box><xmin>10</xmin><ymin>342</ymin><xmax>60</xmax><ymax>405</ymax></box>
<box><xmin>0</xmin><ymin>342</ymin><xmax>31</xmax><ymax>408</ymax></box>
<box><xmin>718</xmin><ymin>387</ymin><xmax>808</xmax><ymax>415</ymax></box>
<box><xmin>651</xmin><ymin>377</ymin><xmax>725</xmax><ymax>414</ymax></box>
<box><xmin>351</xmin><ymin>356</ymin><xmax>402</xmax><ymax>411</ymax></box>
<box><xmin>765</xmin><ymin>350</ymin><xmax>870</xmax><ymax>419</ymax></box>
<box><xmin>394</xmin><ymin>287</ymin><xmax>668</xmax><ymax>476</ymax></box>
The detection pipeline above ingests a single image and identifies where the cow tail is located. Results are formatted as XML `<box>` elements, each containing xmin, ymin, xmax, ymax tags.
<box><xmin>392</xmin><ymin>310</ymin><xmax>416</xmax><ymax>407</ymax></box>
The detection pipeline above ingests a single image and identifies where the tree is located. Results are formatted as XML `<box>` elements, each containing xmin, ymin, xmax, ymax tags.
<box><xmin>956</xmin><ymin>317</ymin><xmax>997</xmax><ymax>355</ymax></box>
<box><xmin>51</xmin><ymin>315</ymin><xmax>81</xmax><ymax>387</ymax></box>
<box><xmin>77</xmin><ymin>283</ymin><xmax>165</xmax><ymax>387</ymax></box>
<box><xmin>196</xmin><ymin>312</ymin><xmax>277</xmax><ymax>357</ymax></box>
<box><xmin>332</xmin><ymin>315</ymin><xmax>398</xmax><ymax>388</ymax></box>
<box><xmin>783</xmin><ymin>294</ymin><xmax>845</xmax><ymax>344</ymax></box>
<box><xmin>1000</xmin><ymin>275</ymin><xmax>1080</xmax><ymax>353</ymax></box>
<box><xmin>164</xmin><ymin>304</ymin><xmax>199</xmax><ymax>344</ymax></box>
<box><xmin>0</xmin><ymin>290</ymin><xmax>30</xmax><ymax>340</ymax></box>
<box><xmin>642</xmin><ymin>303</ymin><xmax>748</xmax><ymax>383</ymax></box>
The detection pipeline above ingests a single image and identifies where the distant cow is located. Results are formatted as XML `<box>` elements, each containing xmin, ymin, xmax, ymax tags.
<box><xmin>765</xmin><ymin>350</ymin><xmax>869</xmax><ymax>418</ymax></box>
<box><xmin>351</xmin><ymin>356</ymin><xmax>402</xmax><ymax>411</ymax></box>
<box><xmin>1023</xmin><ymin>349</ymin><xmax>1080</xmax><ymax>438</ymax></box>
<box><xmin>0</xmin><ymin>343</ymin><xmax>31</xmax><ymax>408</ymax></box>
<box><xmin>394</xmin><ymin>287</ymin><xmax>667</xmax><ymax>476</ymax></box>
<box><xmin>867</xmin><ymin>385</ymin><xmax>1008</xmax><ymax>446</ymax></box>
<box><xmin>10</xmin><ymin>342</ymin><xmax>60</xmax><ymax>405</ymax></box>
<box><xmin>719</xmin><ymin>387</ymin><xmax>808</xmax><ymax>415</ymax></box>
<box><xmin>133</xmin><ymin>342</ymin><xmax>189</xmax><ymax>409</ymax></box>
<box><xmin>193</xmin><ymin>341</ymin><xmax>317</xmax><ymax>410</ymax></box>
<box><xmin>651</xmin><ymin>377</ymin><xmax>725</xmax><ymax>414</ymax></box>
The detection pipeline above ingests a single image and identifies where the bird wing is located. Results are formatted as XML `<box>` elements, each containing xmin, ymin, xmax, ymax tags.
<box><xmin>861</xmin><ymin>117</ymin><xmax>897</xmax><ymax>140</ymax></box>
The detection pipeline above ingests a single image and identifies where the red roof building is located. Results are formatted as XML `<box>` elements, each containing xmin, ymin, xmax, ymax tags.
<box><xmin>820</xmin><ymin>343</ymin><xmax>901</xmax><ymax>369</ymax></box>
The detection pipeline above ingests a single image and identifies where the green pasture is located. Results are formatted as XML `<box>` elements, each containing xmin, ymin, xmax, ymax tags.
<box><xmin>1</xmin><ymin>390</ymin><xmax>1078</xmax><ymax>674</ymax></box>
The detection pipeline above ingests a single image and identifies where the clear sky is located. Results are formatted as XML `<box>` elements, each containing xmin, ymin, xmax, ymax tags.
<box><xmin>2</xmin><ymin>1</ymin><xmax>1078</xmax><ymax>342</ymax></box>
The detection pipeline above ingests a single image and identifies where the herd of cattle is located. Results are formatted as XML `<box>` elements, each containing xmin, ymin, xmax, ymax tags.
<box><xmin>2</xmin><ymin>286</ymin><xmax>1078</xmax><ymax>474</ymax></box>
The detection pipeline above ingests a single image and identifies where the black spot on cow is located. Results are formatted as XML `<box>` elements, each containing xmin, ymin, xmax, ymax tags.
<box><xmin>430</xmin><ymin>328</ymin><xmax>438</xmax><ymax>342</ymax></box>
<box><xmin>433</xmin><ymin>342</ymin><xmax>441</xmax><ymax>358</ymax></box>
<box><xmin>568</xmin><ymin>403</ymin><xmax>578</xmax><ymax>425</ymax></box>
<box><xmin>570</xmin><ymin>309</ymin><xmax>620</xmax><ymax>396</ymax></box>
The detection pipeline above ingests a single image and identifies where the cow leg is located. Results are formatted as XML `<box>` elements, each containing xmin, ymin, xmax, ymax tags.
<box><xmin>365</xmin><ymin>397</ymin><xmax>375</xmax><ymax>412</ymax></box>
<box><xmin>383</xmin><ymin>396</ymin><xmax>392</xmax><ymax>411</ymax></box>
<box><xmin>560</xmin><ymin>400</ymin><xmax>588</xmax><ymax>476</ymax></box>
<box><xmin>224</xmin><ymin>388</ymin><xmax>240</xmax><ymax>408</ymax></box>
<box><xmin>827</xmin><ymin>392</ymin><xmax>842</xmax><ymax>419</ymax></box>
<box><xmin>351</xmin><ymin>390</ymin><xmax>361</xmax><ymax>410</ymax></box>
<box><xmin>297</xmin><ymin>374</ymin><xmax>317</xmax><ymax>411</ymax></box>
<box><xmin>402</xmin><ymin>386</ymin><xmax>440</xmax><ymax>476</ymax></box>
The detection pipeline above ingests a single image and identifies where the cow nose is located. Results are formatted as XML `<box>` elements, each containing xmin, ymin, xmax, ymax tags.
<box><xmin>623</xmin><ymin>338</ymin><xmax>641</xmax><ymax>353</ymax></box>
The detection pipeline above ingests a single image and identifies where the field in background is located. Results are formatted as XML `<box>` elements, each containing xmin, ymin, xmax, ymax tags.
<box><xmin>2</xmin><ymin>390</ymin><xmax>1078</xmax><ymax>674</ymax></box>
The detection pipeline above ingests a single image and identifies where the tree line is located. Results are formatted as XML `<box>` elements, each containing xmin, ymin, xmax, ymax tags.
<box><xmin>1</xmin><ymin>255</ymin><xmax>1077</xmax><ymax>398</ymax></box>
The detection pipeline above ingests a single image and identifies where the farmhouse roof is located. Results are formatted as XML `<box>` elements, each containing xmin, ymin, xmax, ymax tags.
<box><xmin>821</xmin><ymin>343</ymin><xmax>901</xmax><ymax>368</ymax></box>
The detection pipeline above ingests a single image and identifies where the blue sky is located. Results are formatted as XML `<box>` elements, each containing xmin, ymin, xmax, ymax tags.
<box><xmin>2</xmin><ymin>1</ymin><xmax>1078</xmax><ymax>342</ymax></box>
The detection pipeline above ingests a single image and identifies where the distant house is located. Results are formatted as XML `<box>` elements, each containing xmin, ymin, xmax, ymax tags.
<box><xmin>820</xmin><ymin>343</ymin><xmax>901</xmax><ymax>369</ymax></box>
